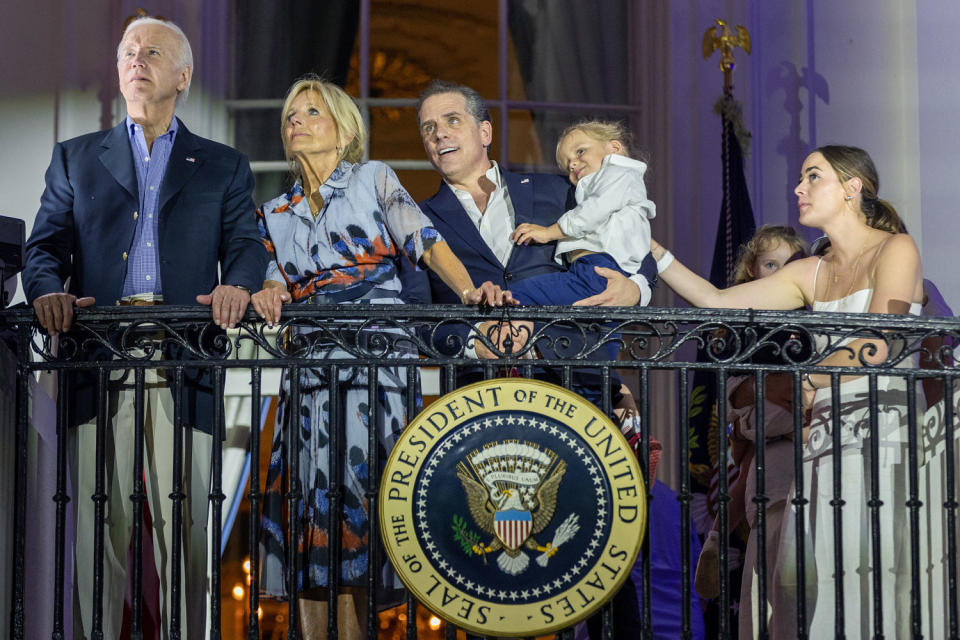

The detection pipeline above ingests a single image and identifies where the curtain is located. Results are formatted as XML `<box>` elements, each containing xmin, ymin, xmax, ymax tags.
<box><xmin>507</xmin><ymin>0</ymin><xmax>629</xmax><ymax>161</ymax></box>
<box><xmin>232</xmin><ymin>0</ymin><xmax>361</xmax><ymax>201</ymax></box>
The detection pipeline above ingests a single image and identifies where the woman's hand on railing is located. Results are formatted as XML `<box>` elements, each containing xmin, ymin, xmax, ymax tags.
<box><xmin>251</xmin><ymin>281</ymin><xmax>291</xmax><ymax>327</ymax></box>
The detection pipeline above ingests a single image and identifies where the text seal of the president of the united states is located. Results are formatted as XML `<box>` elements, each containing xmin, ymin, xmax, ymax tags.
<box><xmin>379</xmin><ymin>378</ymin><xmax>647</xmax><ymax>636</ymax></box>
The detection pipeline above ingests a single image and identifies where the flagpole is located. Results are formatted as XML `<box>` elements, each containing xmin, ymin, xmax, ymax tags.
<box><xmin>702</xmin><ymin>19</ymin><xmax>753</xmax><ymax>287</ymax></box>
<box><xmin>686</xmin><ymin>20</ymin><xmax>757</xmax><ymax>640</ymax></box>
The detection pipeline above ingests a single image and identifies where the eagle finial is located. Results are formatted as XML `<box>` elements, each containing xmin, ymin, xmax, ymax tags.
<box><xmin>702</xmin><ymin>19</ymin><xmax>751</xmax><ymax>93</ymax></box>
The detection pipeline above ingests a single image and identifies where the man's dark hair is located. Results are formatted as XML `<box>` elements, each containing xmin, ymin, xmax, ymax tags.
<box><xmin>417</xmin><ymin>79</ymin><xmax>491</xmax><ymax>126</ymax></box>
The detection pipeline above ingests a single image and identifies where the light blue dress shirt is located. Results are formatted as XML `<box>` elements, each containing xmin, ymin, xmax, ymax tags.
<box><xmin>121</xmin><ymin>115</ymin><xmax>178</xmax><ymax>297</ymax></box>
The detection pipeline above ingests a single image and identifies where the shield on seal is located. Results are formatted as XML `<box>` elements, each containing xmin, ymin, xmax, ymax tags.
<box><xmin>494</xmin><ymin>509</ymin><xmax>532</xmax><ymax>550</ymax></box>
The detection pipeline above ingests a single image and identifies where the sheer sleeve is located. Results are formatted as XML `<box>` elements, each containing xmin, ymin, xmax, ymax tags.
<box><xmin>255</xmin><ymin>205</ymin><xmax>288</xmax><ymax>286</ymax></box>
<box><xmin>373</xmin><ymin>162</ymin><xmax>443</xmax><ymax>264</ymax></box>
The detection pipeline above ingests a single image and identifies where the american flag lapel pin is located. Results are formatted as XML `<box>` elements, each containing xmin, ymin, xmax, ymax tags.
<box><xmin>186</xmin><ymin>156</ymin><xmax>196</xmax><ymax>163</ymax></box>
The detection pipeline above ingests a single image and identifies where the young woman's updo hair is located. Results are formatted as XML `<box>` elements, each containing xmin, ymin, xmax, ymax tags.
<box><xmin>732</xmin><ymin>225</ymin><xmax>809</xmax><ymax>285</ymax></box>
<box><xmin>814</xmin><ymin>145</ymin><xmax>903</xmax><ymax>234</ymax></box>
<box><xmin>555</xmin><ymin>120</ymin><xmax>633</xmax><ymax>168</ymax></box>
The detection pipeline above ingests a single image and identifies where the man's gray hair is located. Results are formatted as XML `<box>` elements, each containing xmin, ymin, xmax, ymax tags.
<box><xmin>117</xmin><ymin>17</ymin><xmax>194</xmax><ymax>106</ymax></box>
<box><xmin>417</xmin><ymin>80</ymin><xmax>491</xmax><ymax>126</ymax></box>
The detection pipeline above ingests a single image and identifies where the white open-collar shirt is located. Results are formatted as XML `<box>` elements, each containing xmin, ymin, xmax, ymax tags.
<box><xmin>445</xmin><ymin>161</ymin><xmax>516</xmax><ymax>267</ymax></box>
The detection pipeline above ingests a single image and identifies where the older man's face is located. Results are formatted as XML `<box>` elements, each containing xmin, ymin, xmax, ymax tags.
<box><xmin>117</xmin><ymin>23</ymin><xmax>190</xmax><ymax>111</ymax></box>
<box><xmin>419</xmin><ymin>92</ymin><xmax>492</xmax><ymax>187</ymax></box>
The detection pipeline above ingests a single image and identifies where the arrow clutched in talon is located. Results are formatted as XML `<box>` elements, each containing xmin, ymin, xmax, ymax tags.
<box><xmin>536</xmin><ymin>513</ymin><xmax>580</xmax><ymax>567</ymax></box>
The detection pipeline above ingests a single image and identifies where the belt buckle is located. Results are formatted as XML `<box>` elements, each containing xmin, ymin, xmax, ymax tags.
<box><xmin>120</xmin><ymin>294</ymin><xmax>163</xmax><ymax>306</ymax></box>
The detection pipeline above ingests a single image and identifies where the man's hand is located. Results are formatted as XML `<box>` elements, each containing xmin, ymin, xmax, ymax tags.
<box><xmin>572</xmin><ymin>266</ymin><xmax>640</xmax><ymax>306</ymax></box>
<box><xmin>462</xmin><ymin>281</ymin><xmax>517</xmax><ymax>307</ymax></box>
<box><xmin>197</xmin><ymin>285</ymin><xmax>250</xmax><ymax>329</ymax></box>
<box><xmin>251</xmin><ymin>286</ymin><xmax>291</xmax><ymax>326</ymax></box>
<box><xmin>511</xmin><ymin>223</ymin><xmax>564</xmax><ymax>246</ymax></box>
<box><xmin>32</xmin><ymin>292</ymin><xmax>96</xmax><ymax>335</ymax></box>
<box><xmin>474</xmin><ymin>320</ymin><xmax>533</xmax><ymax>358</ymax></box>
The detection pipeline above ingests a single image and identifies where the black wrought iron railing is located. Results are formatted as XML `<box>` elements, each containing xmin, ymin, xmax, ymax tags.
<box><xmin>1</xmin><ymin>304</ymin><xmax>958</xmax><ymax>639</ymax></box>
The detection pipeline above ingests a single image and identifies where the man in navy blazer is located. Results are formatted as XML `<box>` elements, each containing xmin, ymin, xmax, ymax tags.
<box><xmin>415</xmin><ymin>80</ymin><xmax>643</xmax><ymax>639</ymax></box>
<box><xmin>23</xmin><ymin>121</ymin><xmax>264</xmax><ymax>314</ymax></box>
<box><xmin>414</xmin><ymin>81</ymin><xmax>645</xmax><ymax>368</ymax></box>
<box><xmin>415</xmin><ymin>81</ymin><xmax>645</xmax><ymax>314</ymax></box>
<box><xmin>416</xmin><ymin>81</ymin><xmax>646</xmax><ymax>338</ymax></box>
<box><xmin>22</xmin><ymin>16</ymin><xmax>265</xmax><ymax>638</ymax></box>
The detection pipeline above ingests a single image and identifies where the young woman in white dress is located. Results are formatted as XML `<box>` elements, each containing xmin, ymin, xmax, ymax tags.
<box><xmin>650</xmin><ymin>145</ymin><xmax>924</xmax><ymax>638</ymax></box>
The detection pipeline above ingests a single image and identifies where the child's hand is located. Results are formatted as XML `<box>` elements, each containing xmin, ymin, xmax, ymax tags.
<box><xmin>512</xmin><ymin>223</ymin><xmax>563</xmax><ymax>245</ymax></box>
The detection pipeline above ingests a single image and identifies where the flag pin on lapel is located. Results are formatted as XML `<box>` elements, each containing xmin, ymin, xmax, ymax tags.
<box><xmin>186</xmin><ymin>156</ymin><xmax>196</xmax><ymax>163</ymax></box>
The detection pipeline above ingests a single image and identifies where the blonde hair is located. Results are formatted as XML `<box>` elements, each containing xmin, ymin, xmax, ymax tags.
<box><xmin>732</xmin><ymin>225</ymin><xmax>808</xmax><ymax>285</ymax></box>
<box><xmin>280</xmin><ymin>74</ymin><xmax>366</xmax><ymax>176</ymax></box>
<box><xmin>555</xmin><ymin>120</ymin><xmax>633</xmax><ymax>169</ymax></box>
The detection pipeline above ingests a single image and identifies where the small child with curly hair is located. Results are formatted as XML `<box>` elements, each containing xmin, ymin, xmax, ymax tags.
<box><xmin>695</xmin><ymin>225</ymin><xmax>809</xmax><ymax>627</ymax></box>
<box><xmin>508</xmin><ymin>120</ymin><xmax>658</xmax><ymax>306</ymax></box>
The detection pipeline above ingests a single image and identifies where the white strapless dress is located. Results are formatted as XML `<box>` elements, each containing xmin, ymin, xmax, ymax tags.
<box><xmin>774</xmin><ymin>289</ymin><xmax>921</xmax><ymax>640</ymax></box>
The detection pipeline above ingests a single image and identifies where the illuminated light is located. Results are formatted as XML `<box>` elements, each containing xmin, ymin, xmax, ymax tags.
<box><xmin>246</xmin><ymin>574</ymin><xmax>251</xmax><ymax>585</ymax></box>
<box><xmin>257</xmin><ymin>607</ymin><xmax>263</xmax><ymax>619</ymax></box>
<box><xmin>429</xmin><ymin>616</ymin><xmax>442</xmax><ymax>630</ymax></box>
<box><xmin>243</xmin><ymin>558</ymin><xmax>251</xmax><ymax>573</ymax></box>
<box><xmin>232</xmin><ymin>584</ymin><xmax>245</xmax><ymax>600</ymax></box>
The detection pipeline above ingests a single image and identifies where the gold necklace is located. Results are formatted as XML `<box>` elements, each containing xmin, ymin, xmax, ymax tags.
<box><xmin>308</xmin><ymin>190</ymin><xmax>325</xmax><ymax>219</ymax></box>
<box><xmin>831</xmin><ymin>232</ymin><xmax>872</xmax><ymax>298</ymax></box>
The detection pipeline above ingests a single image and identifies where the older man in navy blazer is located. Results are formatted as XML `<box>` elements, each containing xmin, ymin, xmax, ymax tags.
<box><xmin>22</xmin><ymin>16</ymin><xmax>265</xmax><ymax>638</ymax></box>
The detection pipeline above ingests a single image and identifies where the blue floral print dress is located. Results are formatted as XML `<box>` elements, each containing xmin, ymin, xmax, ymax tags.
<box><xmin>257</xmin><ymin>160</ymin><xmax>440</xmax><ymax>596</ymax></box>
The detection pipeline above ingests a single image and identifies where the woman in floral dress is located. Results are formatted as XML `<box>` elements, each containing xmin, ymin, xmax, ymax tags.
<box><xmin>251</xmin><ymin>75</ymin><xmax>501</xmax><ymax>639</ymax></box>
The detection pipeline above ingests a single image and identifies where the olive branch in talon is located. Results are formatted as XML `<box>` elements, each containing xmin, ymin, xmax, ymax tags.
<box><xmin>452</xmin><ymin>514</ymin><xmax>483</xmax><ymax>558</ymax></box>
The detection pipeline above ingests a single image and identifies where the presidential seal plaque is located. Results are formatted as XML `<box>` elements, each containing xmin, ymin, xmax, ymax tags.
<box><xmin>379</xmin><ymin>378</ymin><xmax>647</xmax><ymax>636</ymax></box>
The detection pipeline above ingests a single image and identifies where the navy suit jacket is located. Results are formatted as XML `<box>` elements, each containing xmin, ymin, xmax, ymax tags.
<box><xmin>415</xmin><ymin>168</ymin><xmax>621</xmax><ymax>401</ymax></box>
<box><xmin>416</xmin><ymin>168</ymin><xmax>573</xmax><ymax>302</ymax></box>
<box><xmin>23</xmin><ymin>118</ymin><xmax>268</xmax><ymax>432</ymax></box>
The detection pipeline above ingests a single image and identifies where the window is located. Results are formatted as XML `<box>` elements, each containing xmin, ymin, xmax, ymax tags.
<box><xmin>228</xmin><ymin>0</ymin><xmax>636</xmax><ymax>204</ymax></box>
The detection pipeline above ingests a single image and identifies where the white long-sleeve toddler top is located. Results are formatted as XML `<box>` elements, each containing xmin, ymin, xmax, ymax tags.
<box><xmin>555</xmin><ymin>153</ymin><xmax>656</xmax><ymax>305</ymax></box>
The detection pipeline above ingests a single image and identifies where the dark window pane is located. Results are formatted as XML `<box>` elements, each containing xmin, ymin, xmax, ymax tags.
<box><xmin>233</xmin><ymin>109</ymin><xmax>284</xmax><ymax>163</ymax></box>
<box><xmin>251</xmin><ymin>172</ymin><xmax>292</xmax><ymax>209</ymax></box>
<box><xmin>368</xmin><ymin>106</ymin><xmax>423</xmax><ymax>161</ymax></box>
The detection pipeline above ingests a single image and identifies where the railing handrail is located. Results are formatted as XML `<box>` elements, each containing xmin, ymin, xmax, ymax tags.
<box><xmin>1</xmin><ymin>303</ymin><xmax>954</xmax><ymax>329</ymax></box>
